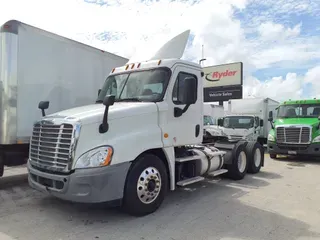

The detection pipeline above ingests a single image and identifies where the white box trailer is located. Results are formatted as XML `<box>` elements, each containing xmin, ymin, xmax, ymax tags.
<box><xmin>0</xmin><ymin>20</ymin><xmax>128</xmax><ymax>176</ymax></box>
<box><xmin>221</xmin><ymin>98</ymin><xmax>279</xmax><ymax>143</ymax></box>
<box><xmin>203</xmin><ymin>103</ymin><xmax>225</xmax><ymax>125</ymax></box>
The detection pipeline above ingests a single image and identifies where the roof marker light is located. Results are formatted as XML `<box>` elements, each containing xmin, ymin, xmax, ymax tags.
<box><xmin>131</xmin><ymin>63</ymin><xmax>135</xmax><ymax>69</ymax></box>
<box><xmin>158</xmin><ymin>60</ymin><xmax>162</xmax><ymax>65</ymax></box>
<box><xmin>137</xmin><ymin>63</ymin><xmax>141</xmax><ymax>68</ymax></box>
<box><xmin>112</xmin><ymin>68</ymin><xmax>115</xmax><ymax>73</ymax></box>
<box><xmin>125</xmin><ymin>65</ymin><xmax>129</xmax><ymax>70</ymax></box>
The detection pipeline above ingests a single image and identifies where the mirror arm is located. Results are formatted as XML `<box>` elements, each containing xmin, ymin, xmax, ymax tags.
<box><xmin>174</xmin><ymin>104</ymin><xmax>191</xmax><ymax>118</ymax></box>
<box><xmin>270</xmin><ymin>121</ymin><xmax>274</xmax><ymax>129</ymax></box>
<box><xmin>99</xmin><ymin>105</ymin><xmax>110</xmax><ymax>133</ymax></box>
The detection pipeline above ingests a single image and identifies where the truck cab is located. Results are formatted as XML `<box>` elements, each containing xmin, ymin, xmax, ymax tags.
<box><xmin>217</xmin><ymin>115</ymin><xmax>263</xmax><ymax>142</ymax></box>
<box><xmin>267</xmin><ymin>99</ymin><xmax>320</xmax><ymax>158</ymax></box>
<box><xmin>203</xmin><ymin>115</ymin><xmax>224</xmax><ymax>142</ymax></box>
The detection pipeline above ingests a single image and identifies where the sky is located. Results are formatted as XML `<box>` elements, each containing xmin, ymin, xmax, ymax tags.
<box><xmin>0</xmin><ymin>0</ymin><xmax>319</xmax><ymax>103</ymax></box>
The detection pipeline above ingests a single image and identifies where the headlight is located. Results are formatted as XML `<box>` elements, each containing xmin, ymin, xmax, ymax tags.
<box><xmin>312</xmin><ymin>136</ymin><xmax>320</xmax><ymax>143</ymax></box>
<box><xmin>75</xmin><ymin>146</ymin><xmax>113</xmax><ymax>169</ymax></box>
<box><xmin>268</xmin><ymin>134</ymin><xmax>275</xmax><ymax>141</ymax></box>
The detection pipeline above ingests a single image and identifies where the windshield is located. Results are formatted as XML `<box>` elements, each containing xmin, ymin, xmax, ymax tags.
<box><xmin>223</xmin><ymin>116</ymin><xmax>254</xmax><ymax>129</ymax></box>
<box><xmin>96</xmin><ymin>68</ymin><xmax>171</xmax><ymax>103</ymax></box>
<box><xmin>277</xmin><ymin>104</ymin><xmax>320</xmax><ymax>118</ymax></box>
<box><xmin>204</xmin><ymin>115</ymin><xmax>214</xmax><ymax>125</ymax></box>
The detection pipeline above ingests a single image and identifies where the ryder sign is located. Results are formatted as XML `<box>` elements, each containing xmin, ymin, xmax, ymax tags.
<box><xmin>203</xmin><ymin>62</ymin><xmax>243</xmax><ymax>88</ymax></box>
<box><xmin>203</xmin><ymin>62</ymin><xmax>243</xmax><ymax>102</ymax></box>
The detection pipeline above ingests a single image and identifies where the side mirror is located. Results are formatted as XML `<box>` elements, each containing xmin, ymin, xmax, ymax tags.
<box><xmin>268</xmin><ymin>111</ymin><xmax>273</xmax><ymax>122</ymax></box>
<box><xmin>260</xmin><ymin>119</ymin><xmax>264</xmax><ymax>127</ymax></box>
<box><xmin>217</xmin><ymin>118</ymin><xmax>223</xmax><ymax>126</ymax></box>
<box><xmin>38</xmin><ymin>101</ymin><xmax>50</xmax><ymax>117</ymax></box>
<box><xmin>178</xmin><ymin>77</ymin><xmax>197</xmax><ymax>105</ymax></box>
<box><xmin>99</xmin><ymin>95</ymin><xmax>115</xmax><ymax>134</ymax></box>
<box><xmin>103</xmin><ymin>95</ymin><xmax>115</xmax><ymax>106</ymax></box>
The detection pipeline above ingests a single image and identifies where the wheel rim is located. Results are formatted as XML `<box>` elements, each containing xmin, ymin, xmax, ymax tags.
<box><xmin>237</xmin><ymin>151</ymin><xmax>247</xmax><ymax>173</ymax></box>
<box><xmin>137</xmin><ymin>167</ymin><xmax>161</xmax><ymax>204</ymax></box>
<box><xmin>254</xmin><ymin>148</ymin><xmax>261</xmax><ymax>167</ymax></box>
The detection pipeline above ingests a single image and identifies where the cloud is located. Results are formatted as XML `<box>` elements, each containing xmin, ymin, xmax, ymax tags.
<box><xmin>243</xmin><ymin>65</ymin><xmax>320</xmax><ymax>101</ymax></box>
<box><xmin>0</xmin><ymin>0</ymin><xmax>319</xmax><ymax>102</ymax></box>
<box><xmin>258</xmin><ymin>22</ymin><xmax>301</xmax><ymax>41</ymax></box>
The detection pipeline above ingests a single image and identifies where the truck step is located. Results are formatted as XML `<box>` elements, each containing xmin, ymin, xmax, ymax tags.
<box><xmin>176</xmin><ymin>176</ymin><xmax>205</xmax><ymax>186</ymax></box>
<box><xmin>175</xmin><ymin>155</ymin><xmax>200</xmax><ymax>163</ymax></box>
<box><xmin>207</xmin><ymin>169</ymin><xmax>228</xmax><ymax>177</ymax></box>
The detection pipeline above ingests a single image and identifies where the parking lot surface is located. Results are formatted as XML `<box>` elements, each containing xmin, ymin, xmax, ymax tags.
<box><xmin>1</xmin><ymin>156</ymin><xmax>320</xmax><ymax>240</ymax></box>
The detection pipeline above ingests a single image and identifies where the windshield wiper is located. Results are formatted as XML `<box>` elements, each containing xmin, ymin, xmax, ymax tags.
<box><xmin>116</xmin><ymin>98</ymin><xmax>142</xmax><ymax>102</ymax></box>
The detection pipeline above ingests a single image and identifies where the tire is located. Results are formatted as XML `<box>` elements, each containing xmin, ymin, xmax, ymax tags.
<box><xmin>269</xmin><ymin>154</ymin><xmax>277</xmax><ymax>159</ymax></box>
<box><xmin>246</xmin><ymin>142</ymin><xmax>264</xmax><ymax>174</ymax></box>
<box><xmin>0</xmin><ymin>154</ymin><xmax>4</xmax><ymax>177</ymax></box>
<box><xmin>122</xmin><ymin>153</ymin><xmax>168</xmax><ymax>216</ymax></box>
<box><xmin>226</xmin><ymin>142</ymin><xmax>248</xmax><ymax>180</ymax></box>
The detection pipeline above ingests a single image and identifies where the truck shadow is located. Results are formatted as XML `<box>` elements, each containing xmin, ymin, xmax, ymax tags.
<box><xmin>0</xmin><ymin>173</ymin><xmax>28</xmax><ymax>190</ymax></box>
<box><xmin>274</xmin><ymin>155</ymin><xmax>320</xmax><ymax>167</ymax></box>
<box><xmin>2</xmin><ymin>173</ymin><xmax>316</xmax><ymax>240</ymax></box>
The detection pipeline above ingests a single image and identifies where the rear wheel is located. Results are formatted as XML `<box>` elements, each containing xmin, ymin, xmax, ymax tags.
<box><xmin>246</xmin><ymin>142</ymin><xmax>264</xmax><ymax>174</ymax></box>
<box><xmin>227</xmin><ymin>142</ymin><xmax>248</xmax><ymax>180</ymax></box>
<box><xmin>0</xmin><ymin>154</ymin><xmax>4</xmax><ymax>177</ymax></box>
<box><xmin>122</xmin><ymin>153</ymin><xmax>168</xmax><ymax>216</ymax></box>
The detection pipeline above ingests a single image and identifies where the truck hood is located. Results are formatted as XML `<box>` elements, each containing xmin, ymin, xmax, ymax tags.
<box><xmin>275</xmin><ymin>118</ymin><xmax>319</xmax><ymax>127</ymax></box>
<box><xmin>46</xmin><ymin>102</ymin><xmax>158</xmax><ymax>124</ymax></box>
<box><xmin>204</xmin><ymin>125</ymin><xmax>224</xmax><ymax>136</ymax></box>
<box><xmin>222</xmin><ymin>127</ymin><xmax>253</xmax><ymax>137</ymax></box>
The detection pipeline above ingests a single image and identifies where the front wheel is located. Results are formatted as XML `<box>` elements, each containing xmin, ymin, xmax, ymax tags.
<box><xmin>122</xmin><ymin>153</ymin><xmax>168</xmax><ymax>216</ymax></box>
<box><xmin>269</xmin><ymin>153</ymin><xmax>277</xmax><ymax>159</ymax></box>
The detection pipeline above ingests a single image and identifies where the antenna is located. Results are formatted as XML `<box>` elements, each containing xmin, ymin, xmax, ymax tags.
<box><xmin>199</xmin><ymin>44</ymin><xmax>206</xmax><ymax>66</ymax></box>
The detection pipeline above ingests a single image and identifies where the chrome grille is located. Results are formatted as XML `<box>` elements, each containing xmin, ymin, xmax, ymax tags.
<box><xmin>276</xmin><ymin>126</ymin><xmax>311</xmax><ymax>144</ymax></box>
<box><xmin>229</xmin><ymin>135</ymin><xmax>243</xmax><ymax>141</ymax></box>
<box><xmin>29</xmin><ymin>122</ymin><xmax>74</xmax><ymax>172</ymax></box>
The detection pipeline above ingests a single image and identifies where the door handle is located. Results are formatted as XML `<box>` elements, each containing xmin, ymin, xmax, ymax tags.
<box><xmin>195</xmin><ymin>124</ymin><xmax>200</xmax><ymax>137</ymax></box>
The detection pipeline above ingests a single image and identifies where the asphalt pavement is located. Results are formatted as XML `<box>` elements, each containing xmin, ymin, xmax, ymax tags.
<box><xmin>0</xmin><ymin>156</ymin><xmax>320</xmax><ymax>240</ymax></box>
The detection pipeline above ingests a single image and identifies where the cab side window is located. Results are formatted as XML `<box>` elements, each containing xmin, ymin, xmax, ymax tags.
<box><xmin>255</xmin><ymin>116</ymin><xmax>259</xmax><ymax>127</ymax></box>
<box><xmin>172</xmin><ymin>72</ymin><xmax>198</xmax><ymax>105</ymax></box>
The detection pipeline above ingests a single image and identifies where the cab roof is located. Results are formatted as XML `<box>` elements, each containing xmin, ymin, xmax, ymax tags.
<box><xmin>109</xmin><ymin>58</ymin><xmax>201</xmax><ymax>76</ymax></box>
<box><xmin>281</xmin><ymin>99</ymin><xmax>320</xmax><ymax>105</ymax></box>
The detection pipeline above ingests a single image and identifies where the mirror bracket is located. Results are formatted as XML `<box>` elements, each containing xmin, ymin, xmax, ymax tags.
<box><xmin>99</xmin><ymin>95</ymin><xmax>115</xmax><ymax>133</ymax></box>
<box><xmin>174</xmin><ymin>104</ymin><xmax>190</xmax><ymax>118</ymax></box>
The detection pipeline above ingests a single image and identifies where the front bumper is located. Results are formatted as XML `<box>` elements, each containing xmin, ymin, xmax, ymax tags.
<box><xmin>27</xmin><ymin>161</ymin><xmax>131</xmax><ymax>203</ymax></box>
<box><xmin>267</xmin><ymin>141</ymin><xmax>320</xmax><ymax>156</ymax></box>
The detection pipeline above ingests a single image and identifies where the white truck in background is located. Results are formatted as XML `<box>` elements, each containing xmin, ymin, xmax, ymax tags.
<box><xmin>0</xmin><ymin>20</ymin><xmax>128</xmax><ymax>176</ymax></box>
<box><xmin>27</xmin><ymin>30</ymin><xmax>265</xmax><ymax>216</ymax></box>
<box><xmin>203</xmin><ymin>103</ymin><xmax>225</xmax><ymax>142</ymax></box>
<box><xmin>218</xmin><ymin>98</ymin><xmax>279</xmax><ymax>144</ymax></box>
<box><xmin>203</xmin><ymin>103</ymin><xmax>225</xmax><ymax>125</ymax></box>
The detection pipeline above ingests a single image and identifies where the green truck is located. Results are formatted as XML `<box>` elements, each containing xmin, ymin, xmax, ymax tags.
<box><xmin>267</xmin><ymin>99</ymin><xmax>320</xmax><ymax>159</ymax></box>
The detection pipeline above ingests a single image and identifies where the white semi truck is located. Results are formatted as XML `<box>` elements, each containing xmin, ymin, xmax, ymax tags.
<box><xmin>217</xmin><ymin>98</ymin><xmax>279</xmax><ymax>144</ymax></box>
<box><xmin>0</xmin><ymin>20</ymin><xmax>128</xmax><ymax>176</ymax></box>
<box><xmin>27</xmin><ymin>30</ymin><xmax>265</xmax><ymax>216</ymax></box>
<box><xmin>203</xmin><ymin>103</ymin><xmax>225</xmax><ymax>142</ymax></box>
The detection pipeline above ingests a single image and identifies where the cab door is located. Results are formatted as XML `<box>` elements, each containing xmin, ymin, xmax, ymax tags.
<box><xmin>163</xmin><ymin>64</ymin><xmax>202</xmax><ymax>146</ymax></box>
